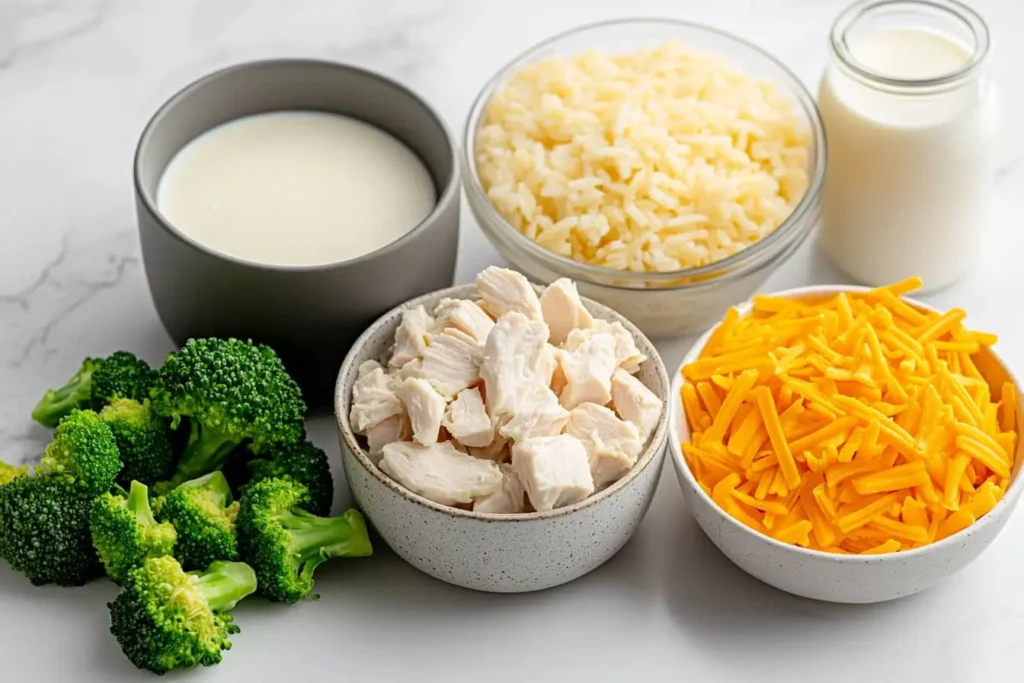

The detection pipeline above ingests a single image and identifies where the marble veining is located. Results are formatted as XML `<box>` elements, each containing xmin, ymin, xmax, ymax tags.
<box><xmin>1</xmin><ymin>1</ymin><xmax>1023</xmax><ymax>681</ymax></box>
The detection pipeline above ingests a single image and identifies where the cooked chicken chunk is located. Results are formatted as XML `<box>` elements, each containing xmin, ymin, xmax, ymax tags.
<box><xmin>473</xmin><ymin>464</ymin><xmax>526</xmax><ymax>514</ymax></box>
<box><xmin>420</xmin><ymin>327</ymin><xmax>482</xmax><ymax>398</ymax></box>
<box><xmin>365</xmin><ymin>413</ymin><xmax>412</xmax><ymax>460</ymax></box>
<box><xmin>443</xmin><ymin>387</ymin><xmax>494</xmax><ymax>448</ymax></box>
<box><xmin>357</xmin><ymin>359</ymin><xmax>383</xmax><ymax>378</ymax></box>
<box><xmin>511</xmin><ymin>435</ymin><xmax>595</xmax><ymax>511</ymax></box>
<box><xmin>389</xmin><ymin>305</ymin><xmax>434</xmax><ymax>369</ymax></box>
<box><xmin>350</xmin><ymin>363</ymin><xmax>403</xmax><ymax>433</ymax></box>
<box><xmin>467</xmin><ymin>429</ymin><xmax>511</xmax><ymax>463</ymax></box>
<box><xmin>565</xmin><ymin>403</ymin><xmax>643</xmax><ymax>488</ymax></box>
<box><xmin>395</xmin><ymin>377</ymin><xmax>446</xmax><ymax>447</ymax></box>
<box><xmin>480</xmin><ymin>312</ymin><xmax>551</xmax><ymax>419</ymax></box>
<box><xmin>557</xmin><ymin>333</ymin><xmax>618</xmax><ymax>409</ymax></box>
<box><xmin>476</xmin><ymin>266</ymin><xmax>543</xmax><ymax>321</ymax></box>
<box><xmin>499</xmin><ymin>385</ymin><xmax>570</xmax><ymax>442</ymax></box>
<box><xmin>433</xmin><ymin>298</ymin><xmax>495</xmax><ymax>343</ymax></box>
<box><xmin>540</xmin><ymin>278</ymin><xmax>594</xmax><ymax>346</ymax></box>
<box><xmin>397</xmin><ymin>357</ymin><xmax>423</xmax><ymax>381</ymax></box>
<box><xmin>611</xmin><ymin>368</ymin><xmax>663</xmax><ymax>440</ymax></box>
<box><xmin>564</xmin><ymin>320</ymin><xmax>646</xmax><ymax>374</ymax></box>
<box><xmin>379</xmin><ymin>441</ymin><xmax>503</xmax><ymax>506</ymax></box>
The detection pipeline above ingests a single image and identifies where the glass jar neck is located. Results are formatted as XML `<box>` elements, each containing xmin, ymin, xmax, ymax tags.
<box><xmin>828</xmin><ymin>0</ymin><xmax>989</xmax><ymax>95</ymax></box>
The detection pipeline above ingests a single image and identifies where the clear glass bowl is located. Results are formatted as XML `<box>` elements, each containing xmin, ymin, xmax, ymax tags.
<box><xmin>462</xmin><ymin>18</ymin><xmax>827</xmax><ymax>338</ymax></box>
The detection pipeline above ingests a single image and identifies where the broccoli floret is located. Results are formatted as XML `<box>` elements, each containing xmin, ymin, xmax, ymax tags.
<box><xmin>37</xmin><ymin>409</ymin><xmax>122</xmax><ymax>496</ymax></box>
<box><xmin>243</xmin><ymin>440</ymin><xmax>334</xmax><ymax>516</ymax></box>
<box><xmin>31</xmin><ymin>352</ymin><xmax>156</xmax><ymax>428</ymax></box>
<box><xmin>100</xmin><ymin>399</ymin><xmax>176</xmax><ymax>487</ymax></box>
<box><xmin>237</xmin><ymin>478</ymin><xmax>372</xmax><ymax>603</ymax></box>
<box><xmin>91</xmin><ymin>481</ymin><xmax>177</xmax><ymax>585</ymax></box>
<box><xmin>157</xmin><ymin>471</ymin><xmax>239</xmax><ymax>571</ymax></box>
<box><xmin>108</xmin><ymin>555</ymin><xmax>256</xmax><ymax>674</ymax></box>
<box><xmin>0</xmin><ymin>476</ymin><xmax>101</xmax><ymax>585</ymax></box>
<box><xmin>0</xmin><ymin>459</ymin><xmax>28</xmax><ymax>487</ymax></box>
<box><xmin>152</xmin><ymin>338</ymin><xmax>306</xmax><ymax>490</ymax></box>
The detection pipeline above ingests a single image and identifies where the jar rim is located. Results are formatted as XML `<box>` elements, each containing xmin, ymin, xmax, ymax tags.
<box><xmin>829</xmin><ymin>0</ymin><xmax>990</xmax><ymax>94</ymax></box>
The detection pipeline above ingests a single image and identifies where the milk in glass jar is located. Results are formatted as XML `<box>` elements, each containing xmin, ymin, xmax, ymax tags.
<box><xmin>818</xmin><ymin>0</ymin><xmax>999</xmax><ymax>291</ymax></box>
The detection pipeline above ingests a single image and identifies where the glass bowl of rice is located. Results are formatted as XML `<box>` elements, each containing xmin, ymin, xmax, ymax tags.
<box><xmin>462</xmin><ymin>18</ymin><xmax>826</xmax><ymax>338</ymax></box>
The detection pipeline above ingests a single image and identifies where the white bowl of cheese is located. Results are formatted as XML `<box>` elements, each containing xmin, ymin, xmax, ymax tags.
<box><xmin>334</xmin><ymin>268</ymin><xmax>670</xmax><ymax>592</ymax></box>
<box><xmin>668</xmin><ymin>284</ymin><xmax>1024</xmax><ymax>603</ymax></box>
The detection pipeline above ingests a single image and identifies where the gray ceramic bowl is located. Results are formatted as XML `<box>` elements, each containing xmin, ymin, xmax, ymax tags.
<box><xmin>134</xmin><ymin>59</ymin><xmax>460</xmax><ymax>405</ymax></box>
<box><xmin>334</xmin><ymin>283</ymin><xmax>670</xmax><ymax>592</ymax></box>
<box><xmin>669</xmin><ymin>285</ymin><xmax>1024</xmax><ymax>603</ymax></box>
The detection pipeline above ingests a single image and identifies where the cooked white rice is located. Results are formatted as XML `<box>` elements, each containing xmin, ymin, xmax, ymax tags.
<box><xmin>475</xmin><ymin>42</ymin><xmax>811</xmax><ymax>273</ymax></box>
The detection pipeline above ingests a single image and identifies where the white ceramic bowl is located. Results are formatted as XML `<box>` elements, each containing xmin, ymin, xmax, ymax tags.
<box><xmin>668</xmin><ymin>285</ymin><xmax>1024</xmax><ymax>603</ymax></box>
<box><xmin>334</xmin><ymin>283</ymin><xmax>670</xmax><ymax>593</ymax></box>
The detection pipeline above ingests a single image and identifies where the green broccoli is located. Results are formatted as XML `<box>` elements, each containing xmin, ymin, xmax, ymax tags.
<box><xmin>0</xmin><ymin>459</ymin><xmax>28</xmax><ymax>487</ymax></box>
<box><xmin>237</xmin><ymin>478</ymin><xmax>372</xmax><ymax>603</ymax></box>
<box><xmin>0</xmin><ymin>475</ymin><xmax>101</xmax><ymax>585</ymax></box>
<box><xmin>91</xmin><ymin>481</ymin><xmax>177</xmax><ymax>585</ymax></box>
<box><xmin>99</xmin><ymin>398</ymin><xmax>176</xmax><ymax>487</ymax></box>
<box><xmin>157</xmin><ymin>471</ymin><xmax>239</xmax><ymax>571</ymax></box>
<box><xmin>31</xmin><ymin>351</ymin><xmax>156</xmax><ymax>428</ymax></box>
<box><xmin>152</xmin><ymin>338</ymin><xmax>306</xmax><ymax>490</ymax></box>
<box><xmin>108</xmin><ymin>555</ymin><xmax>257</xmax><ymax>674</ymax></box>
<box><xmin>243</xmin><ymin>440</ymin><xmax>334</xmax><ymax>516</ymax></box>
<box><xmin>37</xmin><ymin>409</ymin><xmax>122</xmax><ymax>496</ymax></box>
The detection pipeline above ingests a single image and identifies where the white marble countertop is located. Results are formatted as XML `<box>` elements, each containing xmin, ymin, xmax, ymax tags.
<box><xmin>2</xmin><ymin>0</ymin><xmax>1023</xmax><ymax>680</ymax></box>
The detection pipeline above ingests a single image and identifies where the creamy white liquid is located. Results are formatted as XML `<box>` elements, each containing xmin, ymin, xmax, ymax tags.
<box><xmin>157</xmin><ymin>111</ymin><xmax>437</xmax><ymax>267</ymax></box>
<box><xmin>818</xmin><ymin>29</ymin><xmax>999</xmax><ymax>291</ymax></box>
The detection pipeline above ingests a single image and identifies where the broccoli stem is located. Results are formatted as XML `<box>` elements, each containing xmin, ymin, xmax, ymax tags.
<box><xmin>31</xmin><ymin>366</ymin><xmax>94</xmax><ymax>428</ymax></box>
<box><xmin>167</xmin><ymin>429</ymin><xmax>239</xmax><ymax>488</ymax></box>
<box><xmin>126</xmin><ymin>481</ymin><xmax>158</xmax><ymax>527</ymax></box>
<box><xmin>193</xmin><ymin>561</ymin><xmax>258</xmax><ymax>612</ymax></box>
<box><xmin>282</xmin><ymin>508</ymin><xmax>373</xmax><ymax>582</ymax></box>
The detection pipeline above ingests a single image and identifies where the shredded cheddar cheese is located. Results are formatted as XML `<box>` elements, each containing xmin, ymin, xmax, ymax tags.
<box><xmin>681</xmin><ymin>278</ymin><xmax>1018</xmax><ymax>555</ymax></box>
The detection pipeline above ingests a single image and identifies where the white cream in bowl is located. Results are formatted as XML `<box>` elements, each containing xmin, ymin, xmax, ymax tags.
<box><xmin>156</xmin><ymin>111</ymin><xmax>437</xmax><ymax>267</ymax></box>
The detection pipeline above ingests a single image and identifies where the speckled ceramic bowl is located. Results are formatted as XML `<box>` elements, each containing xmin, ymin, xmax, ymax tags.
<box><xmin>334</xmin><ymin>283</ymin><xmax>670</xmax><ymax>593</ymax></box>
<box><xmin>669</xmin><ymin>285</ymin><xmax>1024</xmax><ymax>603</ymax></box>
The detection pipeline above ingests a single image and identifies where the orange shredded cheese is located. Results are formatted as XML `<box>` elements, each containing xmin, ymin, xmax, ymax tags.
<box><xmin>680</xmin><ymin>278</ymin><xmax>1017</xmax><ymax>555</ymax></box>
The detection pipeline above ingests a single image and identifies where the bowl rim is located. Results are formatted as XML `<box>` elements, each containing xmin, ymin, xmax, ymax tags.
<box><xmin>334</xmin><ymin>281</ymin><xmax>671</xmax><ymax>522</ymax></box>
<box><xmin>460</xmin><ymin>16</ymin><xmax>828</xmax><ymax>291</ymax></box>
<box><xmin>134</xmin><ymin>58</ymin><xmax>461</xmax><ymax>274</ymax></box>
<box><xmin>668</xmin><ymin>283</ymin><xmax>1024</xmax><ymax>562</ymax></box>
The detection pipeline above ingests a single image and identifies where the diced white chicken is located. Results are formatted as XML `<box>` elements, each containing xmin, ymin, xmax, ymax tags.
<box><xmin>433</xmin><ymin>298</ymin><xmax>495</xmax><ymax>343</ymax></box>
<box><xmin>443</xmin><ymin>387</ymin><xmax>494</xmax><ymax>448</ymax></box>
<box><xmin>611</xmin><ymin>368</ymin><xmax>663</xmax><ymax>440</ymax></box>
<box><xmin>564</xmin><ymin>320</ymin><xmax>646</xmax><ymax>374</ymax></box>
<box><xmin>397</xmin><ymin>358</ymin><xmax>423</xmax><ymax>381</ymax></box>
<box><xmin>557</xmin><ymin>333</ymin><xmax>618</xmax><ymax>409</ymax></box>
<box><xmin>475</xmin><ymin>266</ymin><xmax>543</xmax><ymax>321</ymax></box>
<box><xmin>395</xmin><ymin>377</ymin><xmax>446</xmax><ymax>447</ymax></box>
<box><xmin>473</xmin><ymin>464</ymin><xmax>526</xmax><ymax>514</ymax></box>
<box><xmin>539</xmin><ymin>343</ymin><xmax>559</xmax><ymax>388</ymax></box>
<box><xmin>379</xmin><ymin>440</ymin><xmax>503</xmax><ymax>506</ymax></box>
<box><xmin>467</xmin><ymin>429</ymin><xmax>511</xmax><ymax>463</ymax></box>
<box><xmin>540</xmin><ymin>278</ymin><xmax>594</xmax><ymax>346</ymax></box>
<box><xmin>349</xmin><ymin>365</ymin><xmax>403</xmax><ymax>433</ymax></box>
<box><xmin>357</xmin><ymin>359</ymin><xmax>383</xmax><ymax>379</ymax></box>
<box><xmin>499</xmin><ymin>385</ymin><xmax>570</xmax><ymax>442</ymax></box>
<box><xmin>419</xmin><ymin>328</ymin><xmax>482</xmax><ymax>398</ymax></box>
<box><xmin>565</xmin><ymin>402</ymin><xmax>643</xmax><ymax>488</ymax></box>
<box><xmin>365</xmin><ymin>413</ymin><xmax>412</xmax><ymax>460</ymax></box>
<box><xmin>480</xmin><ymin>312</ymin><xmax>551</xmax><ymax>419</ymax></box>
<box><xmin>389</xmin><ymin>305</ymin><xmax>434</xmax><ymax>369</ymax></box>
<box><xmin>511</xmin><ymin>435</ymin><xmax>595</xmax><ymax>511</ymax></box>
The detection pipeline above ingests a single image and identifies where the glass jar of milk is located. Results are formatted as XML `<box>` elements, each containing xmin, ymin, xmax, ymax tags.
<box><xmin>818</xmin><ymin>0</ymin><xmax>999</xmax><ymax>292</ymax></box>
